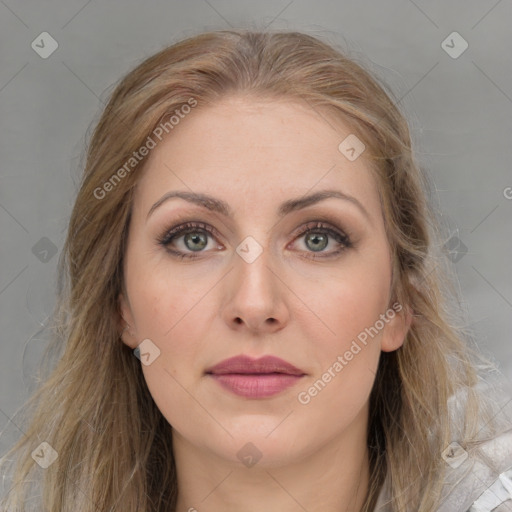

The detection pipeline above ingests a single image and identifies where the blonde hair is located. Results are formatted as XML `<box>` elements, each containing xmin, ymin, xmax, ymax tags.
<box><xmin>0</xmin><ymin>29</ymin><xmax>505</xmax><ymax>511</ymax></box>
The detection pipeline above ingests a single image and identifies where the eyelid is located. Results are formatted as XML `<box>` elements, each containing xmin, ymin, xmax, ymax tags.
<box><xmin>289</xmin><ymin>214</ymin><xmax>351</xmax><ymax>237</ymax></box>
<box><xmin>157</xmin><ymin>221</ymin><xmax>221</xmax><ymax>246</ymax></box>
<box><xmin>156</xmin><ymin>215</ymin><xmax>350</xmax><ymax>244</ymax></box>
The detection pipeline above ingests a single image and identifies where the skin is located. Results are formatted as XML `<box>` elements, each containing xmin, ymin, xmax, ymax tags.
<box><xmin>119</xmin><ymin>95</ymin><xmax>411</xmax><ymax>512</ymax></box>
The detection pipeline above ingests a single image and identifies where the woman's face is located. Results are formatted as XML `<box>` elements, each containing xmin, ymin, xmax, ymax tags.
<box><xmin>119</xmin><ymin>95</ymin><xmax>409</xmax><ymax>467</ymax></box>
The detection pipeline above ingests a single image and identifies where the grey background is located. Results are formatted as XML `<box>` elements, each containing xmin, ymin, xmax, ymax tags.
<box><xmin>1</xmin><ymin>0</ymin><xmax>511</xmax><ymax>444</ymax></box>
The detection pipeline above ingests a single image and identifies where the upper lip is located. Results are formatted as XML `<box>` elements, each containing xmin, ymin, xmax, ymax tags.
<box><xmin>205</xmin><ymin>355</ymin><xmax>305</xmax><ymax>376</ymax></box>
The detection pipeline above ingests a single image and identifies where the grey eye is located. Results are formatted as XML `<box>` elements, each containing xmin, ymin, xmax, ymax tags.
<box><xmin>305</xmin><ymin>232</ymin><xmax>329</xmax><ymax>252</ymax></box>
<box><xmin>183</xmin><ymin>232</ymin><xmax>209</xmax><ymax>251</ymax></box>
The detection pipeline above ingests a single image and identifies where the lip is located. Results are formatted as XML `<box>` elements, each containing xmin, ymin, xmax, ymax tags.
<box><xmin>205</xmin><ymin>355</ymin><xmax>306</xmax><ymax>399</ymax></box>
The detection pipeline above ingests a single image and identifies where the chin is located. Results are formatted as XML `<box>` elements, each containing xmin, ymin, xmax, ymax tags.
<box><xmin>202</xmin><ymin>422</ymin><xmax>315</xmax><ymax>468</ymax></box>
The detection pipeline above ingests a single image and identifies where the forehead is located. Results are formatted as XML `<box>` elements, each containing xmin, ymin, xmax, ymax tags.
<box><xmin>134</xmin><ymin>96</ymin><xmax>381</xmax><ymax>220</ymax></box>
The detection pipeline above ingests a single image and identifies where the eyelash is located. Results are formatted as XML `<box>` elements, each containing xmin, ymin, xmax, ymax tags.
<box><xmin>157</xmin><ymin>220</ymin><xmax>353</xmax><ymax>260</ymax></box>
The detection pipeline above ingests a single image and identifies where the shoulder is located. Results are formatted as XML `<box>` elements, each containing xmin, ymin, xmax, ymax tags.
<box><xmin>374</xmin><ymin>377</ymin><xmax>512</xmax><ymax>512</ymax></box>
<box><xmin>448</xmin><ymin>377</ymin><xmax>512</xmax><ymax>511</ymax></box>
<box><xmin>374</xmin><ymin>435</ymin><xmax>512</xmax><ymax>512</ymax></box>
<box><xmin>438</xmin><ymin>429</ymin><xmax>512</xmax><ymax>512</ymax></box>
<box><xmin>467</xmin><ymin>467</ymin><xmax>512</xmax><ymax>512</ymax></box>
<box><xmin>431</xmin><ymin>376</ymin><xmax>512</xmax><ymax>512</ymax></box>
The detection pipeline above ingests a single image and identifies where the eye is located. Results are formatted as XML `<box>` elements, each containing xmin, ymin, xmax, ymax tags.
<box><xmin>157</xmin><ymin>220</ymin><xmax>353</xmax><ymax>260</ymax></box>
<box><xmin>157</xmin><ymin>222</ymin><xmax>221</xmax><ymax>259</ymax></box>
<box><xmin>290</xmin><ymin>221</ymin><xmax>353</xmax><ymax>259</ymax></box>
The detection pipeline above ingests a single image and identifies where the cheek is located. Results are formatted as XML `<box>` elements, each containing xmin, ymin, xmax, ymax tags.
<box><xmin>132</xmin><ymin>292</ymin><xmax>213</xmax><ymax>432</ymax></box>
<box><xmin>296</xmin><ymin>281</ymin><xmax>386</xmax><ymax>421</ymax></box>
<box><xmin>295</xmin><ymin>251</ymin><xmax>391</xmax><ymax>403</ymax></box>
<box><xmin>128</xmin><ymin>283</ymin><xmax>208</xmax><ymax>372</ymax></box>
<box><xmin>124</xmin><ymin>249</ymin><xmax>218</xmax><ymax>370</ymax></box>
<box><xmin>125</xmin><ymin>251</ymin><xmax>207</xmax><ymax>338</ymax></box>
<box><xmin>301</xmin><ymin>256</ymin><xmax>391</xmax><ymax>349</ymax></box>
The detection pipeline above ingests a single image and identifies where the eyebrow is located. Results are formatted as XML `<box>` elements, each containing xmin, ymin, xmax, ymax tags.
<box><xmin>146</xmin><ymin>189</ymin><xmax>370</xmax><ymax>221</ymax></box>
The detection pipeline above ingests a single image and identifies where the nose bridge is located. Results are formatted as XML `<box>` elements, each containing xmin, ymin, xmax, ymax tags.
<box><xmin>223</xmin><ymin>232</ymin><xmax>288</xmax><ymax>330</ymax></box>
<box><xmin>233</xmin><ymin>235</ymin><xmax>276</xmax><ymax>302</ymax></box>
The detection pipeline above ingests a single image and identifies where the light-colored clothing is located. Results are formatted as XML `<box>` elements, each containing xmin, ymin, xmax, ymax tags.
<box><xmin>374</xmin><ymin>379</ymin><xmax>512</xmax><ymax>511</ymax></box>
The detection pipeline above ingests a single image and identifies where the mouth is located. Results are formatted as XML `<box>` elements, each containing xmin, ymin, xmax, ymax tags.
<box><xmin>205</xmin><ymin>355</ymin><xmax>306</xmax><ymax>399</ymax></box>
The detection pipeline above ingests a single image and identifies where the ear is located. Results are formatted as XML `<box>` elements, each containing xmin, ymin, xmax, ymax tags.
<box><xmin>381</xmin><ymin>302</ymin><xmax>412</xmax><ymax>353</ymax></box>
<box><xmin>118</xmin><ymin>292</ymin><xmax>138</xmax><ymax>349</ymax></box>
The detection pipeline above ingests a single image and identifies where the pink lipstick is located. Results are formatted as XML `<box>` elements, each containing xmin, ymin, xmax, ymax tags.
<box><xmin>205</xmin><ymin>354</ymin><xmax>306</xmax><ymax>399</ymax></box>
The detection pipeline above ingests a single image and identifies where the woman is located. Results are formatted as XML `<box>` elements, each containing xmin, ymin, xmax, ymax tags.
<box><xmin>1</xmin><ymin>29</ymin><xmax>511</xmax><ymax>512</ymax></box>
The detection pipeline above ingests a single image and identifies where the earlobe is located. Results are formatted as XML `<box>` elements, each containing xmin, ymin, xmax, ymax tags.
<box><xmin>118</xmin><ymin>293</ymin><xmax>137</xmax><ymax>349</ymax></box>
<box><xmin>381</xmin><ymin>303</ymin><xmax>413</xmax><ymax>353</ymax></box>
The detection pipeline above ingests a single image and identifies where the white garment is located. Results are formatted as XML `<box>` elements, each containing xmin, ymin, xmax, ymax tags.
<box><xmin>469</xmin><ymin>469</ymin><xmax>512</xmax><ymax>511</ymax></box>
<box><xmin>373</xmin><ymin>379</ymin><xmax>512</xmax><ymax>511</ymax></box>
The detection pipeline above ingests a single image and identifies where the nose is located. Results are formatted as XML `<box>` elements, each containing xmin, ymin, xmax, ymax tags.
<box><xmin>221</xmin><ymin>246</ymin><xmax>290</xmax><ymax>334</ymax></box>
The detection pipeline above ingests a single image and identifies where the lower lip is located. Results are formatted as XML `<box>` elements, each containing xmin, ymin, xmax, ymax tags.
<box><xmin>208</xmin><ymin>373</ymin><xmax>304</xmax><ymax>398</ymax></box>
